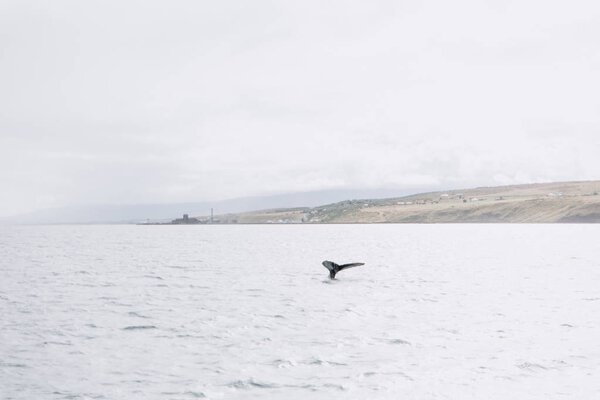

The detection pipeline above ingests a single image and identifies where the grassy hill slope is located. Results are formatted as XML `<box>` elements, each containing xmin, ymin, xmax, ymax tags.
<box><xmin>200</xmin><ymin>181</ymin><xmax>600</xmax><ymax>223</ymax></box>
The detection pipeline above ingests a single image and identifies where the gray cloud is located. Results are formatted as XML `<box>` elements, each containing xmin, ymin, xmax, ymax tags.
<box><xmin>1</xmin><ymin>0</ymin><xmax>600</xmax><ymax>216</ymax></box>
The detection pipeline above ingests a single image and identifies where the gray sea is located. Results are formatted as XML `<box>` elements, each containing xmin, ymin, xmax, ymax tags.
<box><xmin>1</xmin><ymin>224</ymin><xmax>599</xmax><ymax>399</ymax></box>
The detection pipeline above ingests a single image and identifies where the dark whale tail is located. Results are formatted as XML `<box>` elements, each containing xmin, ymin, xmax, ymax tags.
<box><xmin>322</xmin><ymin>260</ymin><xmax>365</xmax><ymax>279</ymax></box>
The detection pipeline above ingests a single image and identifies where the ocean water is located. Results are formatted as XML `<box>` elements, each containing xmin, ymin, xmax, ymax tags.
<box><xmin>1</xmin><ymin>224</ymin><xmax>599</xmax><ymax>399</ymax></box>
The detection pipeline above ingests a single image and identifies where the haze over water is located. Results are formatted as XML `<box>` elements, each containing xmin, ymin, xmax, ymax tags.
<box><xmin>2</xmin><ymin>224</ymin><xmax>599</xmax><ymax>399</ymax></box>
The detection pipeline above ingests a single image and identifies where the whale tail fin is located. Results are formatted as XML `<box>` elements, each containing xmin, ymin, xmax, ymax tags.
<box><xmin>322</xmin><ymin>260</ymin><xmax>338</xmax><ymax>279</ymax></box>
<box><xmin>339</xmin><ymin>262</ymin><xmax>365</xmax><ymax>270</ymax></box>
<box><xmin>322</xmin><ymin>260</ymin><xmax>364</xmax><ymax>279</ymax></box>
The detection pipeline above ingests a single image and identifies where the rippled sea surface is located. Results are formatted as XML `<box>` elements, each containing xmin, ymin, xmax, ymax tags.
<box><xmin>1</xmin><ymin>224</ymin><xmax>600</xmax><ymax>399</ymax></box>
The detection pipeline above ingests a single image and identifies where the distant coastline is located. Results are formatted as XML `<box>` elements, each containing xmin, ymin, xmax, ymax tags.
<box><xmin>164</xmin><ymin>181</ymin><xmax>600</xmax><ymax>224</ymax></box>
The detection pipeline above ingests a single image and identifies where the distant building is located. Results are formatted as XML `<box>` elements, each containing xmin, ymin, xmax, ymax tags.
<box><xmin>171</xmin><ymin>214</ymin><xmax>201</xmax><ymax>224</ymax></box>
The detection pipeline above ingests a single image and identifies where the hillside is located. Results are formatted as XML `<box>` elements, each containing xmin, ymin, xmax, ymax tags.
<box><xmin>201</xmin><ymin>181</ymin><xmax>600</xmax><ymax>223</ymax></box>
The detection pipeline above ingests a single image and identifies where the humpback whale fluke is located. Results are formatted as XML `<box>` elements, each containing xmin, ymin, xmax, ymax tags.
<box><xmin>322</xmin><ymin>260</ymin><xmax>365</xmax><ymax>279</ymax></box>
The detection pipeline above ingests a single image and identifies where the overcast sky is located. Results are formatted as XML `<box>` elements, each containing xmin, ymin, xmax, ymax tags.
<box><xmin>1</xmin><ymin>0</ymin><xmax>600</xmax><ymax>216</ymax></box>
